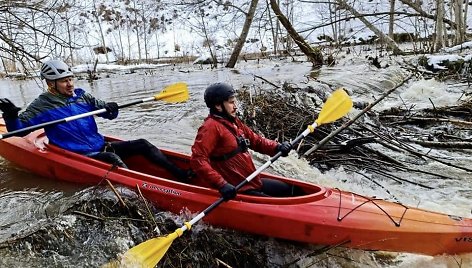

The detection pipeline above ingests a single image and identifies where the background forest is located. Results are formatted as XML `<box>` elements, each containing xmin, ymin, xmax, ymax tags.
<box><xmin>0</xmin><ymin>0</ymin><xmax>471</xmax><ymax>76</ymax></box>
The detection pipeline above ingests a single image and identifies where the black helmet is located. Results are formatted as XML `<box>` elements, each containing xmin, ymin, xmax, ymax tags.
<box><xmin>204</xmin><ymin>83</ymin><xmax>235</xmax><ymax>108</ymax></box>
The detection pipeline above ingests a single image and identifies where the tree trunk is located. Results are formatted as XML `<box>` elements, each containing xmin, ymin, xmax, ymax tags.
<box><xmin>132</xmin><ymin>0</ymin><xmax>142</xmax><ymax>62</ymax></box>
<box><xmin>269</xmin><ymin>0</ymin><xmax>323</xmax><ymax>67</ymax></box>
<box><xmin>337</xmin><ymin>0</ymin><xmax>403</xmax><ymax>55</ymax></box>
<box><xmin>453</xmin><ymin>0</ymin><xmax>464</xmax><ymax>44</ymax></box>
<box><xmin>329</xmin><ymin>0</ymin><xmax>338</xmax><ymax>42</ymax></box>
<box><xmin>65</xmin><ymin>13</ymin><xmax>74</xmax><ymax>65</ymax></box>
<box><xmin>93</xmin><ymin>0</ymin><xmax>109</xmax><ymax>63</ymax></box>
<box><xmin>464</xmin><ymin>0</ymin><xmax>469</xmax><ymax>42</ymax></box>
<box><xmin>226</xmin><ymin>0</ymin><xmax>259</xmax><ymax>68</ymax></box>
<box><xmin>266</xmin><ymin>0</ymin><xmax>277</xmax><ymax>55</ymax></box>
<box><xmin>200</xmin><ymin>10</ymin><xmax>217</xmax><ymax>68</ymax></box>
<box><xmin>389</xmin><ymin>0</ymin><xmax>395</xmax><ymax>39</ymax></box>
<box><xmin>127</xmin><ymin>21</ymin><xmax>132</xmax><ymax>62</ymax></box>
<box><xmin>155</xmin><ymin>32</ymin><xmax>160</xmax><ymax>59</ymax></box>
<box><xmin>142</xmin><ymin>4</ymin><xmax>148</xmax><ymax>63</ymax></box>
<box><xmin>118</xmin><ymin>25</ymin><xmax>124</xmax><ymax>62</ymax></box>
<box><xmin>434</xmin><ymin>0</ymin><xmax>445</xmax><ymax>51</ymax></box>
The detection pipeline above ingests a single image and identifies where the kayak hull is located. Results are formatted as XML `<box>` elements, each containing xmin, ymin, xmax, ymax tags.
<box><xmin>0</xmin><ymin>127</ymin><xmax>471</xmax><ymax>256</ymax></box>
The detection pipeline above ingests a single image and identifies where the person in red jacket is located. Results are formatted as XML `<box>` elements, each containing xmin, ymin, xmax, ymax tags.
<box><xmin>190</xmin><ymin>82</ymin><xmax>302</xmax><ymax>200</ymax></box>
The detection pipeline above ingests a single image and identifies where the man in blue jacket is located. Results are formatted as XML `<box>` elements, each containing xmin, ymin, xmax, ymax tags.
<box><xmin>0</xmin><ymin>59</ymin><xmax>191</xmax><ymax>181</ymax></box>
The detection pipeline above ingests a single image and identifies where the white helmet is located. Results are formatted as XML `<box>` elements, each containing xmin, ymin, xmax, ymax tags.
<box><xmin>40</xmin><ymin>60</ymin><xmax>74</xmax><ymax>80</ymax></box>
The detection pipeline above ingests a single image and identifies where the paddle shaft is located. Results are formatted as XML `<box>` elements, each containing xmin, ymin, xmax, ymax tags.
<box><xmin>179</xmin><ymin>121</ymin><xmax>319</xmax><ymax>232</ymax></box>
<box><xmin>0</xmin><ymin>97</ymin><xmax>155</xmax><ymax>140</ymax></box>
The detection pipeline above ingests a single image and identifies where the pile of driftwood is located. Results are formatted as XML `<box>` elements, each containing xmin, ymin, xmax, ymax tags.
<box><xmin>0</xmin><ymin>184</ymin><xmax>272</xmax><ymax>267</ymax></box>
<box><xmin>237</xmin><ymin>79</ymin><xmax>472</xmax><ymax>199</ymax></box>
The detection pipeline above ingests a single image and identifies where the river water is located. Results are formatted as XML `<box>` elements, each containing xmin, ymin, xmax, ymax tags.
<box><xmin>0</xmin><ymin>56</ymin><xmax>471</xmax><ymax>267</ymax></box>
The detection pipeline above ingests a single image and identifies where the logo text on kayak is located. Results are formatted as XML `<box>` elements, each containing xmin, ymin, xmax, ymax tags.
<box><xmin>455</xmin><ymin>237</ymin><xmax>472</xmax><ymax>242</ymax></box>
<box><xmin>141</xmin><ymin>182</ymin><xmax>181</xmax><ymax>196</ymax></box>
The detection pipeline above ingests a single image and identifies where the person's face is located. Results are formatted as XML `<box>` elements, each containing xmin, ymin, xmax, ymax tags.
<box><xmin>47</xmin><ymin>76</ymin><xmax>74</xmax><ymax>97</ymax></box>
<box><xmin>216</xmin><ymin>96</ymin><xmax>237</xmax><ymax>118</ymax></box>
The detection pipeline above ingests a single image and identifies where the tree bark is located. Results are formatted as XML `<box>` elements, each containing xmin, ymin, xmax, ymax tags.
<box><xmin>434</xmin><ymin>0</ymin><xmax>445</xmax><ymax>51</ymax></box>
<box><xmin>269</xmin><ymin>0</ymin><xmax>323</xmax><ymax>67</ymax></box>
<box><xmin>453</xmin><ymin>0</ymin><xmax>465</xmax><ymax>44</ymax></box>
<box><xmin>464</xmin><ymin>0</ymin><xmax>469</xmax><ymax>42</ymax></box>
<box><xmin>132</xmin><ymin>0</ymin><xmax>142</xmax><ymax>62</ymax></box>
<box><xmin>388</xmin><ymin>0</ymin><xmax>395</xmax><ymax>39</ymax></box>
<box><xmin>226</xmin><ymin>0</ymin><xmax>259</xmax><ymax>68</ymax></box>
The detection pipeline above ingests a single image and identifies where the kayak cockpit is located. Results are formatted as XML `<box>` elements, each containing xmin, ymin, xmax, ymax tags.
<box><xmin>34</xmin><ymin>131</ymin><xmax>329</xmax><ymax>205</ymax></box>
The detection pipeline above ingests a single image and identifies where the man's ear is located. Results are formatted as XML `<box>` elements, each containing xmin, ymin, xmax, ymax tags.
<box><xmin>215</xmin><ymin>103</ymin><xmax>223</xmax><ymax>112</ymax></box>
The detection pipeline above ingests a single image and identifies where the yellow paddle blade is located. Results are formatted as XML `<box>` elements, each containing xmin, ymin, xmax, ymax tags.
<box><xmin>315</xmin><ymin>88</ymin><xmax>352</xmax><ymax>125</ymax></box>
<box><xmin>154</xmin><ymin>82</ymin><xmax>189</xmax><ymax>103</ymax></box>
<box><xmin>104</xmin><ymin>232</ymin><xmax>180</xmax><ymax>268</ymax></box>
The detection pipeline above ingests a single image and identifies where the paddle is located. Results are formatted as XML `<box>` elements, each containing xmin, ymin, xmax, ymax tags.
<box><xmin>111</xmin><ymin>88</ymin><xmax>353</xmax><ymax>268</ymax></box>
<box><xmin>0</xmin><ymin>82</ymin><xmax>188</xmax><ymax>139</ymax></box>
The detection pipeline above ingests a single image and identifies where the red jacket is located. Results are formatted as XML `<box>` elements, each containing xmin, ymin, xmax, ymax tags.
<box><xmin>191</xmin><ymin>114</ymin><xmax>278</xmax><ymax>192</ymax></box>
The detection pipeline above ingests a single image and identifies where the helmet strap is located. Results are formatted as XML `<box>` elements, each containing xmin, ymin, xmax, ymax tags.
<box><xmin>46</xmin><ymin>80</ymin><xmax>60</xmax><ymax>96</ymax></box>
<box><xmin>210</xmin><ymin>103</ymin><xmax>235</xmax><ymax>122</ymax></box>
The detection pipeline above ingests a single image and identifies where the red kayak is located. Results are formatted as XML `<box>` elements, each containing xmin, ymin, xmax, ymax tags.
<box><xmin>0</xmin><ymin>125</ymin><xmax>471</xmax><ymax>256</ymax></box>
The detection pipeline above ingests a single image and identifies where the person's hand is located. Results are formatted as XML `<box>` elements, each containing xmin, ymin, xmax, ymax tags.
<box><xmin>219</xmin><ymin>183</ymin><xmax>236</xmax><ymax>201</ymax></box>
<box><xmin>277</xmin><ymin>141</ymin><xmax>292</xmax><ymax>157</ymax></box>
<box><xmin>104</xmin><ymin>102</ymin><xmax>119</xmax><ymax>113</ymax></box>
<box><xmin>0</xmin><ymin>98</ymin><xmax>21</xmax><ymax>119</ymax></box>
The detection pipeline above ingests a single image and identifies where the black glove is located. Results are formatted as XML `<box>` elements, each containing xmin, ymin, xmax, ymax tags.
<box><xmin>104</xmin><ymin>102</ymin><xmax>119</xmax><ymax>113</ymax></box>
<box><xmin>277</xmin><ymin>141</ymin><xmax>292</xmax><ymax>157</ymax></box>
<box><xmin>219</xmin><ymin>183</ymin><xmax>236</xmax><ymax>201</ymax></box>
<box><xmin>0</xmin><ymin>98</ymin><xmax>21</xmax><ymax>119</ymax></box>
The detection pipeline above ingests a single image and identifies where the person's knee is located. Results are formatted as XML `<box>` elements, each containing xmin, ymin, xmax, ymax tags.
<box><xmin>134</xmin><ymin>138</ymin><xmax>156</xmax><ymax>150</ymax></box>
<box><xmin>96</xmin><ymin>152</ymin><xmax>127</xmax><ymax>168</ymax></box>
<box><xmin>111</xmin><ymin>154</ymin><xmax>127</xmax><ymax>167</ymax></box>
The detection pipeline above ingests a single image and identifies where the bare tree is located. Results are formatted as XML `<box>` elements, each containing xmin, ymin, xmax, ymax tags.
<box><xmin>434</xmin><ymin>0</ymin><xmax>445</xmax><ymax>51</ymax></box>
<box><xmin>199</xmin><ymin>8</ymin><xmax>217</xmax><ymax>68</ymax></box>
<box><xmin>336</xmin><ymin>0</ymin><xmax>403</xmax><ymax>55</ymax></box>
<box><xmin>132</xmin><ymin>0</ymin><xmax>142</xmax><ymax>62</ymax></box>
<box><xmin>265</xmin><ymin>0</ymin><xmax>279</xmax><ymax>54</ymax></box>
<box><xmin>389</xmin><ymin>0</ymin><xmax>395</xmax><ymax>39</ymax></box>
<box><xmin>453</xmin><ymin>0</ymin><xmax>465</xmax><ymax>45</ymax></box>
<box><xmin>0</xmin><ymin>0</ymin><xmax>75</xmax><ymax>73</ymax></box>
<box><xmin>226</xmin><ymin>0</ymin><xmax>259</xmax><ymax>68</ymax></box>
<box><xmin>464</xmin><ymin>0</ymin><xmax>469</xmax><ymax>41</ymax></box>
<box><xmin>269</xmin><ymin>0</ymin><xmax>323</xmax><ymax>67</ymax></box>
<box><xmin>92</xmin><ymin>1</ymin><xmax>109</xmax><ymax>63</ymax></box>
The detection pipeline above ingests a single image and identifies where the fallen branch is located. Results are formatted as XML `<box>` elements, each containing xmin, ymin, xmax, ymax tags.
<box><xmin>303</xmin><ymin>73</ymin><xmax>413</xmax><ymax>156</ymax></box>
<box><xmin>380</xmin><ymin>115</ymin><xmax>472</xmax><ymax>126</ymax></box>
<box><xmin>252</xmin><ymin>74</ymin><xmax>279</xmax><ymax>88</ymax></box>
<box><xmin>404</xmin><ymin>139</ymin><xmax>472</xmax><ymax>149</ymax></box>
<box><xmin>106</xmin><ymin>179</ymin><xmax>128</xmax><ymax>208</ymax></box>
<box><xmin>72</xmin><ymin>210</ymin><xmax>104</xmax><ymax>221</ymax></box>
<box><xmin>136</xmin><ymin>183</ymin><xmax>159</xmax><ymax>232</ymax></box>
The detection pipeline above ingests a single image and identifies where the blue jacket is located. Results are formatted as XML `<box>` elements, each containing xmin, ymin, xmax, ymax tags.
<box><xmin>4</xmin><ymin>88</ymin><xmax>118</xmax><ymax>154</ymax></box>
